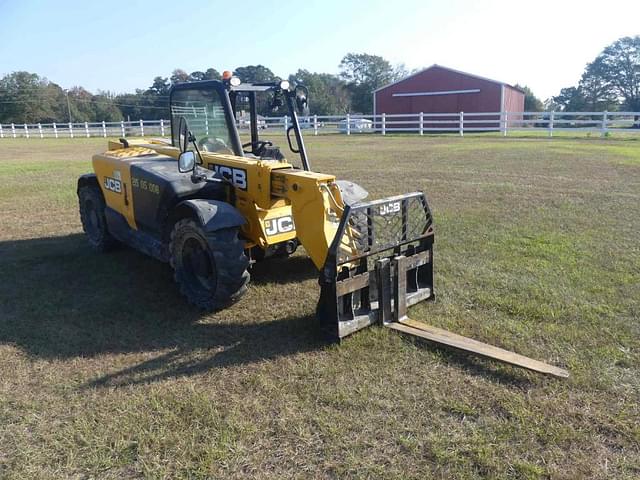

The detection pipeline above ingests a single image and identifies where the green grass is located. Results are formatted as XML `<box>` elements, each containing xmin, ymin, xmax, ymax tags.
<box><xmin>1</xmin><ymin>135</ymin><xmax>639</xmax><ymax>479</ymax></box>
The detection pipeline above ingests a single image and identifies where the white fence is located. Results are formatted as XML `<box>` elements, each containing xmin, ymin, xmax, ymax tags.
<box><xmin>1</xmin><ymin>112</ymin><xmax>639</xmax><ymax>139</ymax></box>
<box><xmin>0</xmin><ymin>119</ymin><xmax>169</xmax><ymax>139</ymax></box>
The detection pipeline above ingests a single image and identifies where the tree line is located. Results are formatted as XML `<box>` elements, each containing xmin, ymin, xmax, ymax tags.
<box><xmin>0</xmin><ymin>53</ymin><xmax>410</xmax><ymax>124</ymax></box>
<box><xmin>1</xmin><ymin>37</ymin><xmax>638</xmax><ymax>124</ymax></box>
<box><xmin>549</xmin><ymin>36</ymin><xmax>640</xmax><ymax>113</ymax></box>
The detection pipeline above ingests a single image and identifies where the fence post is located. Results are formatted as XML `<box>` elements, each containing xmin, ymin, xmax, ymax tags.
<box><xmin>313</xmin><ymin>115</ymin><xmax>318</xmax><ymax>136</ymax></box>
<box><xmin>84</xmin><ymin>122</ymin><xmax>90</xmax><ymax>138</ymax></box>
<box><xmin>139</xmin><ymin>119</ymin><xmax>144</xmax><ymax>136</ymax></box>
<box><xmin>346</xmin><ymin>113</ymin><xmax>351</xmax><ymax>135</ymax></box>
<box><xmin>548</xmin><ymin>111</ymin><xmax>555</xmax><ymax>138</ymax></box>
<box><xmin>38</xmin><ymin>123</ymin><xmax>43</xmax><ymax>138</ymax></box>
<box><xmin>419</xmin><ymin>112</ymin><xmax>424</xmax><ymax>135</ymax></box>
<box><xmin>11</xmin><ymin>123</ymin><xmax>16</xmax><ymax>138</ymax></box>
<box><xmin>0</xmin><ymin>124</ymin><xmax>3</xmax><ymax>138</ymax></box>
<box><xmin>53</xmin><ymin>122</ymin><xmax>58</xmax><ymax>138</ymax></box>
<box><xmin>69</xmin><ymin>122</ymin><xmax>73</xmax><ymax>138</ymax></box>
<box><xmin>503</xmin><ymin>112</ymin><xmax>508</xmax><ymax>137</ymax></box>
<box><xmin>459</xmin><ymin>112</ymin><xmax>464</xmax><ymax>137</ymax></box>
<box><xmin>121</xmin><ymin>120</ymin><xmax>125</xmax><ymax>137</ymax></box>
<box><xmin>160</xmin><ymin>119</ymin><xmax>165</xmax><ymax>136</ymax></box>
<box><xmin>24</xmin><ymin>123</ymin><xmax>29</xmax><ymax>138</ymax></box>
<box><xmin>601</xmin><ymin>111</ymin><xmax>608</xmax><ymax>137</ymax></box>
<box><xmin>102</xmin><ymin>121</ymin><xmax>107</xmax><ymax>138</ymax></box>
<box><xmin>284</xmin><ymin>115</ymin><xmax>289</xmax><ymax>133</ymax></box>
<box><xmin>382</xmin><ymin>113</ymin><xmax>386</xmax><ymax>135</ymax></box>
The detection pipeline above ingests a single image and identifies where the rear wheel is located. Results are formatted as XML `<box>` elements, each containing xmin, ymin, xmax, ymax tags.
<box><xmin>78</xmin><ymin>184</ymin><xmax>117</xmax><ymax>252</ymax></box>
<box><xmin>169</xmin><ymin>219</ymin><xmax>249</xmax><ymax>311</ymax></box>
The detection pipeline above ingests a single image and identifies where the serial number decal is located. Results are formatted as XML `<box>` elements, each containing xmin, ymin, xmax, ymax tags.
<box><xmin>265</xmin><ymin>215</ymin><xmax>295</xmax><ymax>236</ymax></box>
<box><xmin>131</xmin><ymin>177</ymin><xmax>160</xmax><ymax>195</ymax></box>
<box><xmin>103</xmin><ymin>176</ymin><xmax>122</xmax><ymax>194</ymax></box>
<box><xmin>379</xmin><ymin>201</ymin><xmax>401</xmax><ymax>216</ymax></box>
<box><xmin>208</xmin><ymin>163</ymin><xmax>248</xmax><ymax>190</ymax></box>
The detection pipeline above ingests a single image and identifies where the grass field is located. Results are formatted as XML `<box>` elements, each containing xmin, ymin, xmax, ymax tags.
<box><xmin>1</xmin><ymin>135</ymin><xmax>639</xmax><ymax>479</ymax></box>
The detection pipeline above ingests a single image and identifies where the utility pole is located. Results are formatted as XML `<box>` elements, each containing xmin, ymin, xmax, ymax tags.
<box><xmin>65</xmin><ymin>89</ymin><xmax>72</xmax><ymax>123</ymax></box>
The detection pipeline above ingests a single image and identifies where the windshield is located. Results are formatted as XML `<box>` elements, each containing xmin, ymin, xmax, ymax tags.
<box><xmin>171</xmin><ymin>88</ymin><xmax>234</xmax><ymax>155</ymax></box>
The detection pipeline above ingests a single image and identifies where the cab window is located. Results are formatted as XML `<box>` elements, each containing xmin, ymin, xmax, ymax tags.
<box><xmin>171</xmin><ymin>88</ymin><xmax>234</xmax><ymax>155</ymax></box>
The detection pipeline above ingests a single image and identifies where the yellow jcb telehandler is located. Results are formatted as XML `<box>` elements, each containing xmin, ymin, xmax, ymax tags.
<box><xmin>77</xmin><ymin>72</ymin><xmax>568</xmax><ymax>378</ymax></box>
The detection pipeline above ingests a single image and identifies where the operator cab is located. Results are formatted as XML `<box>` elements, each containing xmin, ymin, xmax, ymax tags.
<box><xmin>169</xmin><ymin>74</ymin><xmax>311</xmax><ymax>170</ymax></box>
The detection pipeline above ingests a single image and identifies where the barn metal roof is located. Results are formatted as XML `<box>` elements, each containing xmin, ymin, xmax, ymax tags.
<box><xmin>373</xmin><ymin>64</ymin><xmax>524</xmax><ymax>94</ymax></box>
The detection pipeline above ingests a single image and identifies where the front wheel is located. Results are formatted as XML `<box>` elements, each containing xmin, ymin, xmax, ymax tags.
<box><xmin>169</xmin><ymin>219</ymin><xmax>249</xmax><ymax>311</ymax></box>
<box><xmin>78</xmin><ymin>183</ymin><xmax>118</xmax><ymax>252</ymax></box>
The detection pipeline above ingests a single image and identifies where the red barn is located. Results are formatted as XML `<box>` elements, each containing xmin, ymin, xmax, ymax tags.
<box><xmin>373</xmin><ymin>65</ymin><xmax>524</xmax><ymax>128</ymax></box>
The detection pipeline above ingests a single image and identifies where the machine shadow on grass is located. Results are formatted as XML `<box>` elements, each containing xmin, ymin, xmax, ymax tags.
<box><xmin>0</xmin><ymin>234</ymin><xmax>536</xmax><ymax>388</ymax></box>
<box><xmin>248</xmin><ymin>254</ymin><xmax>318</xmax><ymax>285</ymax></box>
<box><xmin>0</xmin><ymin>234</ymin><xmax>324</xmax><ymax>387</ymax></box>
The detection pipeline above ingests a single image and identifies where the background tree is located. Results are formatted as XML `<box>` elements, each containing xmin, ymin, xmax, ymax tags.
<box><xmin>204</xmin><ymin>68</ymin><xmax>221</xmax><ymax>80</ymax></box>
<box><xmin>170</xmin><ymin>69</ymin><xmax>190</xmax><ymax>85</ymax></box>
<box><xmin>114</xmin><ymin>91</ymin><xmax>142</xmax><ymax>121</ymax></box>
<box><xmin>233</xmin><ymin>65</ymin><xmax>278</xmax><ymax>116</ymax></box>
<box><xmin>115</xmin><ymin>88</ymin><xmax>166</xmax><ymax>121</ymax></box>
<box><xmin>551</xmin><ymin>86</ymin><xmax>587</xmax><ymax>112</ymax></box>
<box><xmin>0</xmin><ymin>72</ymin><xmax>64</xmax><ymax>123</ymax></box>
<box><xmin>148</xmin><ymin>76</ymin><xmax>170</xmax><ymax>96</ymax></box>
<box><xmin>392</xmin><ymin>63</ymin><xmax>411</xmax><ymax>82</ymax></box>
<box><xmin>288</xmin><ymin>69</ymin><xmax>350</xmax><ymax>115</ymax></box>
<box><xmin>577</xmin><ymin>60</ymin><xmax>618</xmax><ymax>111</ymax></box>
<box><xmin>551</xmin><ymin>35</ymin><xmax>640</xmax><ymax>125</ymax></box>
<box><xmin>187</xmin><ymin>71</ymin><xmax>207</xmax><ymax>81</ymax></box>
<box><xmin>514</xmin><ymin>84</ymin><xmax>543</xmax><ymax>112</ymax></box>
<box><xmin>66</xmin><ymin>86</ymin><xmax>98</xmax><ymax>122</ymax></box>
<box><xmin>92</xmin><ymin>91</ymin><xmax>123</xmax><ymax>122</ymax></box>
<box><xmin>186</xmin><ymin>69</ymin><xmax>221</xmax><ymax>81</ymax></box>
<box><xmin>339</xmin><ymin>53</ymin><xmax>398</xmax><ymax>113</ymax></box>
<box><xmin>41</xmin><ymin>83</ymin><xmax>68</xmax><ymax>122</ymax></box>
<box><xmin>141</xmin><ymin>77</ymin><xmax>171</xmax><ymax>119</ymax></box>
<box><xmin>594</xmin><ymin>36</ymin><xmax>640</xmax><ymax>111</ymax></box>
<box><xmin>233</xmin><ymin>65</ymin><xmax>276</xmax><ymax>83</ymax></box>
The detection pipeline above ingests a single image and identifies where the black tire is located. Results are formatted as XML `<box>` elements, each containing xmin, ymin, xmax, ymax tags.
<box><xmin>349</xmin><ymin>211</ymin><xmax>369</xmax><ymax>253</ymax></box>
<box><xmin>78</xmin><ymin>184</ymin><xmax>118</xmax><ymax>252</ymax></box>
<box><xmin>169</xmin><ymin>218</ymin><xmax>250</xmax><ymax>311</ymax></box>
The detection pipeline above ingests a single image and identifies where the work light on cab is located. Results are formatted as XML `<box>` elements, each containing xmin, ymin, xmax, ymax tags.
<box><xmin>222</xmin><ymin>70</ymin><xmax>241</xmax><ymax>86</ymax></box>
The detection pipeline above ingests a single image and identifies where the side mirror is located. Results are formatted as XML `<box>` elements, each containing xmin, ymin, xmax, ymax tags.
<box><xmin>178</xmin><ymin>150</ymin><xmax>196</xmax><ymax>173</ymax></box>
<box><xmin>295</xmin><ymin>85</ymin><xmax>308</xmax><ymax>114</ymax></box>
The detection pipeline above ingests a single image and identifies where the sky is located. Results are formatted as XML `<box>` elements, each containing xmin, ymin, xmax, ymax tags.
<box><xmin>0</xmin><ymin>0</ymin><xmax>639</xmax><ymax>100</ymax></box>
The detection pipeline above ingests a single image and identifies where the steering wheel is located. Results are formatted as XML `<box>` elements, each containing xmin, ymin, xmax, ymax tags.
<box><xmin>242</xmin><ymin>140</ymin><xmax>272</xmax><ymax>155</ymax></box>
<box><xmin>198</xmin><ymin>137</ymin><xmax>231</xmax><ymax>153</ymax></box>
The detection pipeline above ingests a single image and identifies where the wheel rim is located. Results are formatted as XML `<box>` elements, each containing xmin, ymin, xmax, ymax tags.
<box><xmin>181</xmin><ymin>236</ymin><xmax>217</xmax><ymax>293</ymax></box>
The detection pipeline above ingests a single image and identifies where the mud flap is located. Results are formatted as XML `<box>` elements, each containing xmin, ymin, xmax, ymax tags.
<box><xmin>317</xmin><ymin>192</ymin><xmax>568</xmax><ymax>378</ymax></box>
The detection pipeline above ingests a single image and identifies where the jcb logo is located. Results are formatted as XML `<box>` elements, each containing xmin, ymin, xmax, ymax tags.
<box><xmin>379</xmin><ymin>201</ymin><xmax>401</xmax><ymax>216</ymax></box>
<box><xmin>104</xmin><ymin>176</ymin><xmax>122</xmax><ymax>194</ymax></box>
<box><xmin>265</xmin><ymin>216</ymin><xmax>295</xmax><ymax>236</ymax></box>
<box><xmin>208</xmin><ymin>163</ymin><xmax>247</xmax><ymax>190</ymax></box>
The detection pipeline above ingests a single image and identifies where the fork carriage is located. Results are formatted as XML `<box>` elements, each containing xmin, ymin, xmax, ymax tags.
<box><xmin>318</xmin><ymin>192</ymin><xmax>434</xmax><ymax>340</ymax></box>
